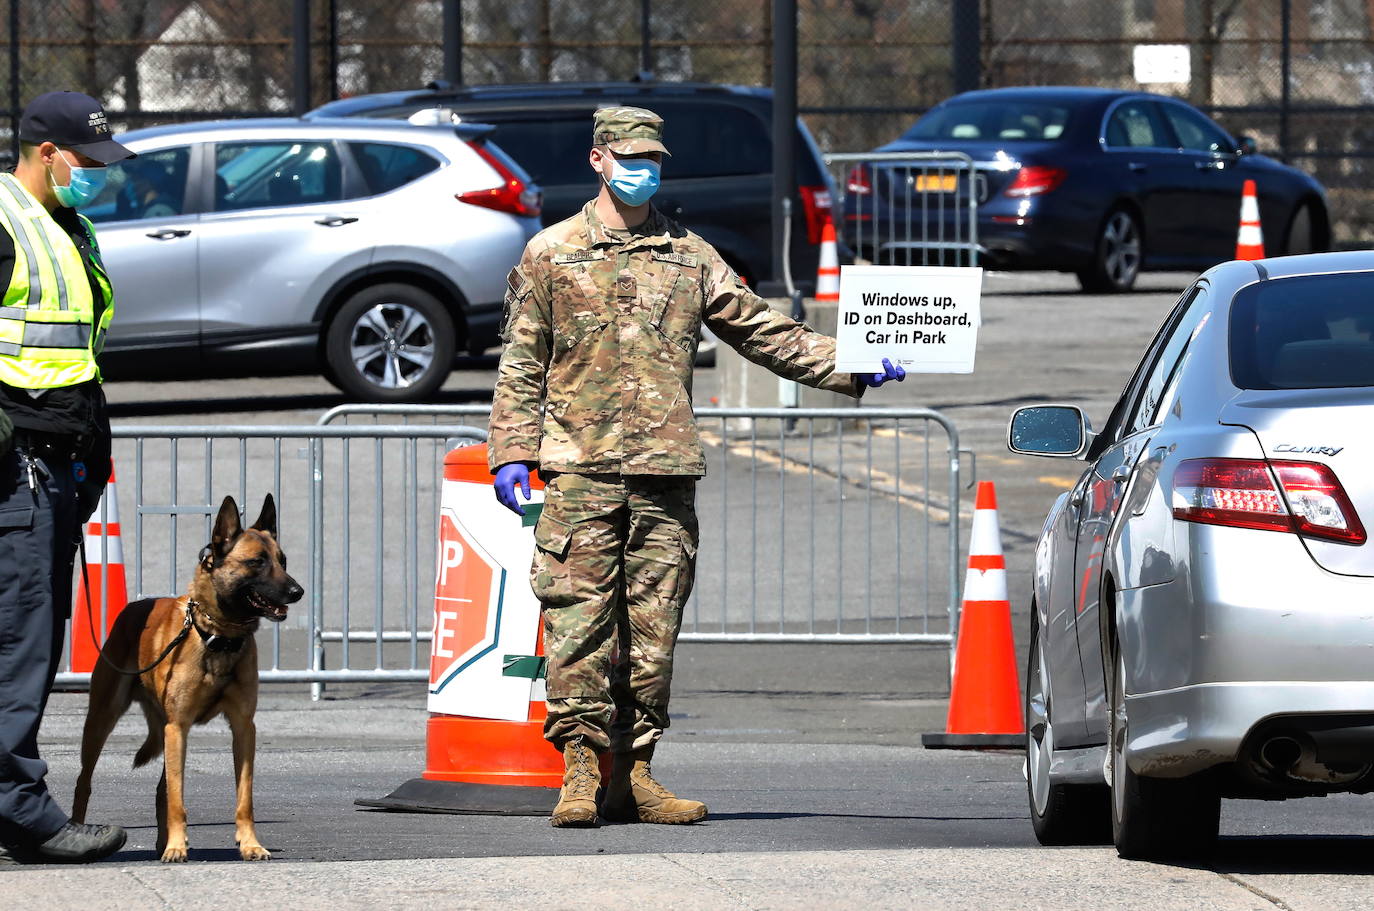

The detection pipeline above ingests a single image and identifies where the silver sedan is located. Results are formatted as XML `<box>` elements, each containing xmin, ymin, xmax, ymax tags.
<box><xmin>1009</xmin><ymin>251</ymin><xmax>1374</xmax><ymax>860</ymax></box>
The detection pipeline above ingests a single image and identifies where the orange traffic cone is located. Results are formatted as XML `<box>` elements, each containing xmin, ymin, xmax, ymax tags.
<box><xmin>1235</xmin><ymin>179</ymin><xmax>1265</xmax><ymax>261</ymax></box>
<box><xmin>358</xmin><ymin>445</ymin><xmax>609</xmax><ymax>815</ymax></box>
<box><xmin>71</xmin><ymin>459</ymin><xmax>128</xmax><ymax>674</ymax></box>
<box><xmin>923</xmin><ymin>481</ymin><xmax>1024</xmax><ymax>749</ymax></box>
<box><xmin>815</xmin><ymin>216</ymin><xmax>840</xmax><ymax>303</ymax></box>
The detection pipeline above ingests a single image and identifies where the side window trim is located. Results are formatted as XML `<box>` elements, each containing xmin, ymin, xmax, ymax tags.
<box><xmin>1157</xmin><ymin>99</ymin><xmax>1236</xmax><ymax>157</ymax></box>
<box><xmin>1126</xmin><ymin>284</ymin><xmax>1210</xmax><ymax>434</ymax></box>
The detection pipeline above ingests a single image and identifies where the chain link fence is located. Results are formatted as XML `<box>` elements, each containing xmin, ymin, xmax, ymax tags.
<box><xmin>4</xmin><ymin>1</ymin><xmax>1373</xmax><ymax>241</ymax></box>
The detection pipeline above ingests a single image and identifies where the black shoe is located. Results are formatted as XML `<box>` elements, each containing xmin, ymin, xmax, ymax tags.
<box><xmin>0</xmin><ymin>841</ymin><xmax>18</xmax><ymax>866</ymax></box>
<box><xmin>23</xmin><ymin>823</ymin><xmax>126</xmax><ymax>864</ymax></box>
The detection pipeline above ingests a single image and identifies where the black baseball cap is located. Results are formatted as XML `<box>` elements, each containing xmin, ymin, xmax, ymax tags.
<box><xmin>18</xmin><ymin>91</ymin><xmax>135</xmax><ymax>164</ymax></box>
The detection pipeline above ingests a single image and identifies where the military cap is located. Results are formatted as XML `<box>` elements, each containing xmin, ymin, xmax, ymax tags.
<box><xmin>592</xmin><ymin>106</ymin><xmax>670</xmax><ymax>156</ymax></box>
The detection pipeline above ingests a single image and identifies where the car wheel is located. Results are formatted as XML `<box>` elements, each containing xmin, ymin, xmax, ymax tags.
<box><xmin>1027</xmin><ymin>611</ymin><xmax>1111</xmax><ymax>845</ymax></box>
<box><xmin>1077</xmin><ymin>209</ymin><xmax>1142</xmax><ymax>293</ymax></box>
<box><xmin>1282</xmin><ymin>202</ymin><xmax>1315</xmax><ymax>256</ymax></box>
<box><xmin>1109</xmin><ymin>644</ymin><xmax>1220</xmax><ymax>860</ymax></box>
<box><xmin>324</xmin><ymin>283</ymin><xmax>456</xmax><ymax>403</ymax></box>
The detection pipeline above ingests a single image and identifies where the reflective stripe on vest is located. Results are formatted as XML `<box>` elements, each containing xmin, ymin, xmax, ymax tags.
<box><xmin>0</xmin><ymin>173</ymin><xmax>109</xmax><ymax>388</ymax></box>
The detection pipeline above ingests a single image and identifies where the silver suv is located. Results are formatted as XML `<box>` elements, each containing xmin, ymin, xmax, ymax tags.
<box><xmin>84</xmin><ymin>118</ymin><xmax>541</xmax><ymax>401</ymax></box>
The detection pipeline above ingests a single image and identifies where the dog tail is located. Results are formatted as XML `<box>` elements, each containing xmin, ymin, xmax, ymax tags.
<box><xmin>132</xmin><ymin>708</ymin><xmax>164</xmax><ymax>768</ymax></box>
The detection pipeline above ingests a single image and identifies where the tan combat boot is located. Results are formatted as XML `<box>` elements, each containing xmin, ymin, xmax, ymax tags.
<box><xmin>550</xmin><ymin>737</ymin><xmax>601</xmax><ymax>828</ymax></box>
<box><xmin>600</xmin><ymin>746</ymin><xmax>708</xmax><ymax>824</ymax></box>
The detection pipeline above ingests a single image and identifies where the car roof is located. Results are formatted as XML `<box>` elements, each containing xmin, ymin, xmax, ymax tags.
<box><xmin>308</xmin><ymin>80</ymin><xmax>773</xmax><ymax>117</ymax></box>
<box><xmin>1251</xmin><ymin>251</ymin><xmax>1374</xmax><ymax>281</ymax></box>
<box><xmin>118</xmin><ymin>116</ymin><xmax>494</xmax><ymax>145</ymax></box>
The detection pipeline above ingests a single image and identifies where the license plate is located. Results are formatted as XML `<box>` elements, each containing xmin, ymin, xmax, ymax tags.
<box><xmin>913</xmin><ymin>174</ymin><xmax>957</xmax><ymax>192</ymax></box>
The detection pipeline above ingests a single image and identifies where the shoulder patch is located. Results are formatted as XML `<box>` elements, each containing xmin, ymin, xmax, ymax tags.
<box><xmin>552</xmin><ymin>250</ymin><xmax>606</xmax><ymax>264</ymax></box>
<box><xmin>506</xmin><ymin>268</ymin><xmax>531</xmax><ymax>299</ymax></box>
<box><xmin>651</xmin><ymin>251</ymin><xmax>699</xmax><ymax>269</ymax></box>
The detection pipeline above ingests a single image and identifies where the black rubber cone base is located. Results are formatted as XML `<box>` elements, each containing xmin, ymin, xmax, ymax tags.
<box><xmin>355</xmin><ymin>778</ymin><xmax>560</xmax><ymax>816</ymax></box>
<box><xmin>922</xmin><ymin>732</ymin><xmax>1023</xmax><ymax>749</ymax></box>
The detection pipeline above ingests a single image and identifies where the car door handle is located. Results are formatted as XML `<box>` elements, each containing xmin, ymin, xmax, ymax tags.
<box><xmin>145</xmin><ymin>228</ymin><xmax>191</xmax><ymax>240</ymax></box>
<box><xmin>315</xmin><ymin>216</ymin><xmax>359</xmax><ymax>227</ymax></box>
<box><xmin>1194</xmin><ymin>159</ymin><xmax>1223</xmax><ymax>171</ymax></box>
<box><xmin>1128</xmin><ymin>162</ymin><xmax>1148</xmax><ymax>173</ymax></box>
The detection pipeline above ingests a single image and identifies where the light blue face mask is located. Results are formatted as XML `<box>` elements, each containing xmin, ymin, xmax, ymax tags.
<box><xmin>49</xmin><ymin>151</ymin><xmax>108</xmax><ymax>209</ymax></box>
<box><xmin>605</xmin><ymin>156</ymin><xmax>661</xmax><ymax>206</ymax></box>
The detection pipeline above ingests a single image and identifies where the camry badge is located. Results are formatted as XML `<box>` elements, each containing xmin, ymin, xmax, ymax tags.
<box><xmin>1275</xmin><ymin>443</ymin><xmax>1344</xmax><ymax>457</ymax></box>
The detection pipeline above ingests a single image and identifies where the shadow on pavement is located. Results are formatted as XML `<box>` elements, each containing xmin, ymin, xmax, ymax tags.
<box><xmin>1210</xmin><ymin>835</ymin><xmax>1374</xmax><ymax>874</ymax></box>
<box><xmin>704</xmin><ymin>811</ymin><xmax>1026</xmax><ymax>823</ymax></box>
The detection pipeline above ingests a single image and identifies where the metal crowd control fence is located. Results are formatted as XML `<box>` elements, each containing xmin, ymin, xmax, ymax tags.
<box><xmin>824</xmin><ymin>151</ymin><xmax>981</xmax><ymax>268</ymax></box>
<box><xmin>55</xmin><ymin>407</ymin><xmax>965</xmax><ymax>693</ymax></box>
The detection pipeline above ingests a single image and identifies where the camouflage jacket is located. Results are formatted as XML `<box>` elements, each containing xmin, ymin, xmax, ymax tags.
<box><xmin>488</xmin><ymin>201</ymin><xmax>864</xmax><ymax>476</ymax></box>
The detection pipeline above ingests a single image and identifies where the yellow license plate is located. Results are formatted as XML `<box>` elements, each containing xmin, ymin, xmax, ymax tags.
<box><xmin>914</xmin><ymin>174</ymin><xmax>957</xmax><ymax>192</ymax></box>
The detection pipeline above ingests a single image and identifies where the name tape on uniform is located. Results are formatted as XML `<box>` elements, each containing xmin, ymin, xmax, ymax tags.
<box><xmin>835</xmin><ymin>265</ymin><xmax>983</xmax><ymax>374</ymax></box>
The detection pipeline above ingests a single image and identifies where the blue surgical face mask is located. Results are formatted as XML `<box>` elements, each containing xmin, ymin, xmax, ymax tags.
<box><xmin>49</xmin><ymin>151</ymin><xmax>107</xmax><ymax>209</ymax></box>
<box><xmin>604</xmin><ymin>155</ymin><xmax>661</xmax><ymax>206</ymax></box>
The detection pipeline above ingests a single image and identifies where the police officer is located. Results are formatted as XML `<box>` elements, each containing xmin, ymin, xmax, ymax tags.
<box><xmin>0</xmin><ymin>92</ymin><xmax>129</xmax><ymax>864</ymax></box>
<box><xmin>488</xmin><ymin>107</ymin><xmax>905</xmax><ymax>828</ymax></box>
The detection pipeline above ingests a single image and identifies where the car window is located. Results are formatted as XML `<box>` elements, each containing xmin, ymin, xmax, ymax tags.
<box><xmin>647</xmin><ymin>103</ymin><xmax>773</xmax><ymax>178</ymax></box>
<box><xmin>213</xmin><ymin>141</ymin><xmax>343</xmax><ymax>211</ymax></box>
<box><xmin>481</xmin><ymin>117</ymin><xmax>597</xmax><ymax>186</ymax></box>
<box><xmin>1103</xmin><ymin>101</ymin><xmax>1168</xmax><ymax>149</ymax></box>
<box><xmin>903</xmin><ymin>101</ymin><xmax>1072</xmax><ymax>142</ymax></box>
<box><xmin>1159</xmin><ymin>103</ymin><xmax>1233</xmax><ymax>154</ymax></box>
<box><xmin>81</xmin><ymin>146</ymin><xmax>191</xmax><ymax>224</ymax></box>
<box><xmin>1126</xmin><ymin>285</ymin><xmax>1210</xmax><ymax>434</ymax></box>
<box><xmin>347</xmin><ymin>142</ymin><xmax>440</xmax><ymax>195</ymax></box>
<box><xmin>1231</xmin><ymin>272</ymin><xmax>1374</xmax><ymax>389</ymax></box>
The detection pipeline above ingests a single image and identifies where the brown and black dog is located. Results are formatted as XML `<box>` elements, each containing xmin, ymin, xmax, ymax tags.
<box><xmin>71</xmin><ymin>494</ymin><xmax>303</xmax><ymax>863</ymax></box>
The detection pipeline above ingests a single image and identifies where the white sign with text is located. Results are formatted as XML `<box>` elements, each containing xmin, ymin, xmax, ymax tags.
<box><xmin>835</xmin><ymin>265</ymin><xmax>983</xmax><ymax>374</ymax></box>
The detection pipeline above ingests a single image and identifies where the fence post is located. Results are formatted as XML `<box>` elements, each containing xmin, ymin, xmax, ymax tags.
<box><xmin>639</xmin><ymin>0</ymin><xmax>653</xmax><ymax>79</ymax></box>
<box><xmin>1280</xmin><ymin>0</ymin><xmax>1291</xmax><ymax>163</ymax></box>
<box><xmin>443</xmin><ymin>0</ymin><xmax>463</xmax><ymax>86</ymax></box>
<box><xmin>770</xmin><ymin>0</ymin><xmax>797</xmax><ymax>291</ymax></box>
<box><xmin>293</xmin><ymin>0</ymin><xmax>311</xmax><ymax>117</ymax></box>
<box><xmin>951</xmin><ymin>0</ymin><xmax>981</xmax><ymax>94</ymax></box>
<box><xmin>8</xmin><ymin>0</ymin><xmax>18</xmax><ymax>166</ymax></box>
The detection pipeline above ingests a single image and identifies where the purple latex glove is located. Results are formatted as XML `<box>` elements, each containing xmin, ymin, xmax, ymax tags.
<box><xmin>860</xmin><ymin>357</ymin><xmax>907</xmax><ymax>388</ymax></box>
<box><xmin>493</xmin><ymin>462</ymin><xmax>532</xmax><ymax>516</ymax></box>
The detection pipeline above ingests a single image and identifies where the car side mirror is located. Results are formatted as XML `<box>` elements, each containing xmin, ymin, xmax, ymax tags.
<box><xmin>1236</xmin><ymin>135</ymin><xmax>1258</xmax><ymax>156</ymax></box>
<box><xmin>1007</xmin><ymin>405</ymin><xmax>1094</xmax><ymax>459</ymax></box>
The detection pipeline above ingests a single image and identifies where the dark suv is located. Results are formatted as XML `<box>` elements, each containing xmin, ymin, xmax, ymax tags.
<box><xmin>308</xmin><ymin>81</ymin><xmax>839</xmax><ymax>290</ymax></box>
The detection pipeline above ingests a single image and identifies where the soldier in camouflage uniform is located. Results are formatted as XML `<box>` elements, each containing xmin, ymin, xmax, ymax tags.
<box><xmin>488</xmin><ymin>107</ymin><xmax>906</xmax><ymax>828</ymax></box>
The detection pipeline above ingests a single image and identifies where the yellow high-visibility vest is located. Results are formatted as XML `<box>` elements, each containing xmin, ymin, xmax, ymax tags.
<box><xmin>0</xmin><ymin>172</ymin><xmax>114</xmax><ymax>389</ymax></box>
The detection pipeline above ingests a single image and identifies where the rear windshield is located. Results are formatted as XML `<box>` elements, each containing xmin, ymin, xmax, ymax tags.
<box><xmin>1230</xmin><ymin>272</ymin><xmax>1374</xmax><ymax>389</ymax></box>
<box><xmin>902</xmin><ymin>101</ymin><xmax>1072</xmax><ymax>142</ymax></box>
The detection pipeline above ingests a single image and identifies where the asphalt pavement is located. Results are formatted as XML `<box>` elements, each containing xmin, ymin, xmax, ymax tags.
<box><xmin>10</xmin><ymin>271</ymin><xmax>1374</xmax><ymax>908</ymax></box>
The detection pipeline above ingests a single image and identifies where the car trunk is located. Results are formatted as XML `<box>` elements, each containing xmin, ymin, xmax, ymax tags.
<box><xmin>1221</xmin><ymin>387</ymin><xmax>1374</xmax><ymax>576</ymax></box>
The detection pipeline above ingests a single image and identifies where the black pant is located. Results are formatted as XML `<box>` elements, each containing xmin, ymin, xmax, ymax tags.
<box><xmin>0</xmin><ymin>444</ymin><xmax>82</xmax><ymax>845</ymax></box>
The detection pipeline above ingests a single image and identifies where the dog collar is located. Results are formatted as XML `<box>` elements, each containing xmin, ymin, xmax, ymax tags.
<box><xmin>187</xmin><ymin>600</ymin><xmax>247</xmax><ymax>654</ymax></box>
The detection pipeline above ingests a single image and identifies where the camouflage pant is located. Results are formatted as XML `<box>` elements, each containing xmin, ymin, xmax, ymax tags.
<box><xmin>530</xmin><ymin>473</ymin><xmax>698</xmax><ymax>753</ymax></box>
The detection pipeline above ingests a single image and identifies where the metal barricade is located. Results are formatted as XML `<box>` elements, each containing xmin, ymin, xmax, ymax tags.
<box><xmin>55</xmin><ymin>407</ymin><xmax>965</xmax><ymax>692</ymax></box>
<box><xmin>824</xmin><ymin>151</ymin><xmax>981</xmax><ymax>267</ymax></box>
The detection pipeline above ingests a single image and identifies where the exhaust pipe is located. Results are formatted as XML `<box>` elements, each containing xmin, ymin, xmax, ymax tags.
<box><xmin>1260</xmin><ymin>735</ymin><xmax>1303</xmax><ymax>772</ymax></box>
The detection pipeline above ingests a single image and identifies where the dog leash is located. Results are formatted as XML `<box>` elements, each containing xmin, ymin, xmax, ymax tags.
<box><xmin>78</xmin><ymin>536</ymin><xmax>193</xmax><ymax>677</ymax></box>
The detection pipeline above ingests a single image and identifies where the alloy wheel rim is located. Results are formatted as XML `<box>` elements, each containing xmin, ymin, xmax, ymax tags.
<box><xmin>349</xmin><ymin>303</ymin><xmax>436</xmax><ymax>390</ymax></box>
<box><xmin>1028</xmin><ymin>630</ymin><xmax>1054</xmax><ymax>816</ymax></box>
<box><xmin>1103</xmin><ymin>213</ymin><xmax>1141</xmax><ymax>286</ymax></box>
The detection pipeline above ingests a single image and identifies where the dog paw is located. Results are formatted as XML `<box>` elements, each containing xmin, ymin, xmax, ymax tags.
<box><xmin>239</xmin><ymin>844</ymin><xmax>271</xmax><ymax>862</ymax></box>
<box><xmin>160</xmin><ymin>845</ymin><xmax>189</xmax><ymax>863</ymax></box>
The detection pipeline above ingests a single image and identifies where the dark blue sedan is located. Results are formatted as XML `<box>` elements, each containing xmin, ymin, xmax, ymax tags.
<box><xmin>847</xmin><ymin>87</ymin><xmax>1329</xmax><ymax>292</ymax></box>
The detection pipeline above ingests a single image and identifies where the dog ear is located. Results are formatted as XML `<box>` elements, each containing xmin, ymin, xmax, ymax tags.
<box><xmin>212</xmin><ymin>495</ymin><xmax>243</xmax><ymax>559</ymax></box>
<box><xmin>250</xmin><ymin>493</ymin><xmax>277</xmax><ymax>537</ymax></box>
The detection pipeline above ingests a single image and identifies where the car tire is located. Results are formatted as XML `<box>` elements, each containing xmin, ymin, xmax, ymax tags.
<box><xmin>1027</xmin><ymin>611</ymin><xmax>1111</xmax><ymax>846</ymax></box>
<box><xmin>1282</xmin><ymin>202</ymin><xmax>1315</xmax><ymax>256</ymax></box>
<box><xmin>1109</xmin><ymin>644</ymin><xmax>1220</xmax><ymax>860</ymax></box>
<box><xmin>324</xmin><ymin>283</ymin><xmax>456</xmax><ymax>403</ymax></box>
<box><xmin>1077</xmin><ymin>208</ymin><xmax>1142</xmax><ymax>294</ymax></box>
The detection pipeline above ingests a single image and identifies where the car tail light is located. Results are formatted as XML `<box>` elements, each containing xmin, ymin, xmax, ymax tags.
<box><xmin>1171</xmin><ymin>458</ymin><xmax>1366</xmax><ymax>545</ymax></box>
<box><xmin>798</xmin><ymin>185</ymin><xmax>831</xmax><ymax>245</ymax></box>
<box><xmin>846</xmin><ymin>165</ymin><xmax>872</xmax><ymax>196</ymax></box>
<box><xmin>458</xmin><ymin>141</ymin><xmax>542</xmax><ymax>218</ymax></box>
<box><xmin>1003</xmin><ymin>165</ymin><xmax>1067</xmax><ymax>198</ymax></box>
